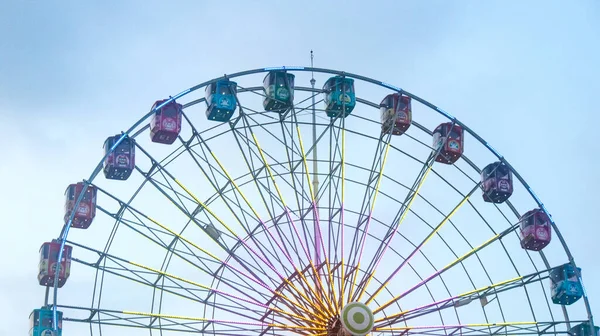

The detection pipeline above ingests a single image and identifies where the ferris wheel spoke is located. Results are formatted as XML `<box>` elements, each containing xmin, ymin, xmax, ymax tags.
<box><xmin>70</xmin><ymin>251</ymin><xmax>207</xmax><ymax>304</ymax></box>
<box><xmin>426</xmin><ymin>160</ymin><xmax>539</xmax><ymax>326</ymax></box>
<box><xmin>132</xmin><ymin>144</ymin><xmax>304</xmax><ymax>293</ymax></box>
<box><xmin>57</xmin><ymin>305</ymin><xmax>279</xmax><ymax>334</ymax></box>
<box><xmin>223</xmin><ymin>129</ymin><xmax>335</xmax><ymax>316</ymax></box>
<box><xmin>99</xmin><ymin>183</ymin><xmax>302</xmax><ymax>312</ymax></box>
<box><xmin>177</xmin><ymin>127</ymin><xmax>299</xmax><ymax>279</ymax></box>
<box><xmin>374</xmin><ymin>320</ymin><xmax>580</xmax><ymax>335</ymax></box>
<box><xmin>346</xmin><ymin>152</ymin><xmax>436</xmax><ymax>306</ymax></box>
<box><xmin>226</xmin><ymin>116</ymin><xmax>322</xmax><ymax>279</ymax></box>
<box><xmin>375</xmin><ymin>268</ymin><xmax>551</xmax><ymax>326</ymax></box>
<box><xmin>379</xmin><ymin>221</ymin><xmax>520</xmax><ymax>315</ymax></box>
<box><xmin>71</xmin><ymin>256</ymin><xmax>284</xmax><ymax>328</ymax></box>
<box><xmin>365</xmin><ymin>181</ymin><xmax>481</xmax><ymax>307</ymax></box>
<box><xmin>81</xmin><ymin>207</ymin><xmax>276</xmax><ymax>305</ymax></box>
<box><xmin>83</xmin><ymin>286</ymin><xmax>325</xmax><ymax>334</ymax></box>
<box><xmin>299</xmin><ymin>115</ymin><xmax>348</xmax><ymax>307</ymax></box>
<box><xmin>315</xmin><ymin>115</ymin><xmax>352</xmax><ymax>310</ymax></box>
<box><xmin>259</xmin><ymin>109</ymin><xmax>325</xmax><ymax>272</ymax></box>
<box><xmin>339</xmin><ymin>218</ymin><xmax>444</xmax><ymax>315</ymax></box>
<box><xmin>232</xmin><ymin>112</ymin><xmax>326</xmax><ymax>259</ymax></box>
<box><xmin>229</xmin><ymin>116</ymin><xmax>308</xmax><ymax>228</ymax></box>
<box><xmin>230</xmin><ymin>125</ymin><xmax>292</xmax><ymax>221</ymax></box>
<box><xmin>239</xmin><ymin>112</ymin><xmax>337</xmax><ymax>315</ymax></box>
<box><xmin>67</xmin><ymin>242</ymin><xmax>272</xmax><ymax>316</ymax></box>
<box><xmin>290</xmin><ymin>110</ymin><xmax>339</xmax><ymax>309</ymax></box>
<box><xmin>366</xmin><ymin>161</ymin><xmax>512</xmax><ymax>324</ymax></box>
<box><xmin>277</xmin><ymin>117</ymin><xmax>310</xmax><ymax>223</ymax></box>
<box><xmin>238</xmin><ymin>105</ymin><xmax>305</xmax><ymax>160</ymax></box>
<box><xmin>183</xmin><ymin>139</ymin><xmax>263</xmax><ymax>232</ymax></box>
<box><xmin>94</xmin><ymin>188</ymin><xmax>276</xmax><ymax>301</ymax></box>
<box><xmin>355</xmin><ymin>121</ymin><xmax>462</xmax><ymax>287</ymax></box>
<box><xmin>265</xmin><ymin>295</ymin><xmax>326</xmax><ymax>326</ymax></box>
<box><xmin>280</xmin><ymin>113</ymin><xmax>321</xmax><ymax>252</ymax></box>
<box><xmin>137</xmin><ymin>169</ymin><xmax>283</xmax><ymax>288</ymax></box>
<box><xmin>345</xmin><ymin>130</ymin><xmax>394</xmax><ymax>304</ymax></box>
<box><xmin>237</xmin><ymin>107</ymin><xmax>317</xmax><ymax>216</ymax></box>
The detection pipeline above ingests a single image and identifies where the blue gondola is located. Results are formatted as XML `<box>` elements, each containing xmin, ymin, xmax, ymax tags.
<box><xmin>263</xmin><ymin>71</ymin><xmax>295</xmax><ymax>112</ymax></box>
<box><xmin>550</xmin><ymin>263</ymin><xmax>583</xmax><ymax>305</ymax></box>
<box><xmin>323</xmin><ymin>76</ymin><xmax>356</xmax><ymax>118</ymax></box>
<box><xmin>205</xmin><ymin>80</ymin><xmax>238</xmax><ymax>122</ymax></box>
<box><xmin>103</xmin><ymin>134</ymin><xmax>135</xmax><ymax>180</ymax></box>
<box><xmin>29</xmin><ymin>308</ymin><xmax>62</xmax><ymax>336</ymax></box>
<box><xmin>569</xmin><ymin>322</ymin><xmax>600</xmax><ymax>336</ymax></box>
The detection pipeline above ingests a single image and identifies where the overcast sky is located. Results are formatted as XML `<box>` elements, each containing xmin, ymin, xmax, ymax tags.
<box><xmin>0</xmin><ymin>0</ymin><xmax>599</xmax><ymax>334</ymax></box>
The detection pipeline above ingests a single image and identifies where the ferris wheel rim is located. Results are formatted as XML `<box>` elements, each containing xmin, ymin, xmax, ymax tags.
<box><xmin>49</xmin><ymin>66</ymin><xmax>593</xmax><ymax>334</ymax></box>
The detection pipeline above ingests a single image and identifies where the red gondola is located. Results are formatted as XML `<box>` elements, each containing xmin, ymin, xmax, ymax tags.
<box><xmin>103</xmin><ymin>134</ymin><xmax>135</xmax><ymax>180</ymax></box>
<box><xmin>519</xmin><ymin>208</ymin><xmax>551</xmax><ymax>251</ymax></box>
<box><xmin>432</xmin><ymin>122</ymin><xmax>464</xmax><ymax>164</ymax></box>
<box><xmin>481</xmin><ymin>162</ymin><xmax>513</xmax><ymax>203</ymax></box>
<box><xmin>38</xmin><ymin>240</ymin><xmax>72</xmax><ymax>288</ymax></box>
<box><xmin>150</xmin><ymin>99</ymin><xmax>183</xmax><ymax>145</ymax></box>
<box><xmin>380</xmin><ymin>93</ymin><xmax>412</xmax><ymax>135</ymax></box>
<box><xmin>64</xmin><ymin>182</ymin><xmax>97</xmax><ymax>229</ymax></box>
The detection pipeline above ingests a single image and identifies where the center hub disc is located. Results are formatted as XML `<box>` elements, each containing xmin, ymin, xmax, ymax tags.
<box><xmin>339</xmin><ymin>302</ymin><xmax>374</xmax><ymax>336</ymax></box>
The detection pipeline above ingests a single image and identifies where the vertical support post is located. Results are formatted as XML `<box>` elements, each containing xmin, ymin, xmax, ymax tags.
<box><xmin>310</xmin><ymin>50</ymin><xmax>321</xmax><ymax>266</ymax></box>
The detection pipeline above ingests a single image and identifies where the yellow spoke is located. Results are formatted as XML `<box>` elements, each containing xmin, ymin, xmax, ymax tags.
<box><xmin>209</xmin><ymin>151</ymin><xmax>327</xmax><ymax>312</ymax></box>
<box><xmin>296</xmin><ymin>125</ymin><xmax>338</xmax><ymax>311</ymax></box>
<box><xmin>375</xmin><ymin>321</ymin><xmax>537</xmax><ymax>332</ymax></box>
<box><xmin>369</xmin><ymin>182</ymin><xmax>479</xmax><ymax>309</ymax></box>
<box><xmin>251</xmin><ymin>131</ymin><xmax>336</xmax><ymax>316</ymax></box>
<box><xmin>269</xmin><ymin>306</ymin><xmax>325</xmax><ymax>325</ymax></box>
<box><xmin>128</xmin><ymin>261</ymin><xmax>274</xmax><ymax>308</ymax></box>
<box><xmin>352</xmin><ymin>142</ymin><xmax>392</xmax><ymax>303</ymax></box>
<box><xmin>347</xmin><ymin>164</ymin><xmax>432</xmax><ymax>303</ymax></box>
<box><xmin>144</xmin><ymin>214</ymin><xmax>323</xmax><ymax>321</ymax></box>
<box><xmin>174</xmin><ymin>179</ymin><xmax>296</xmax><ymax>284</ymax></box>
<box><xmin>122</xmin><ymin>311</ymin><xmax>327</xmax><ymax>331</ymax></box>
<box><xmin>201</xmin><ymin>129</ymin><xmax>334</xmax><ymax>315</ymax></box>
<box><xmin>374</xmin><ymin>223</ymin><xmax>518</xmax><ymax>315</ymax></box>
<box><xmin>375</xmin><ymin>275</ymin><xmax>524</xmax><ymax>323</ymax></box>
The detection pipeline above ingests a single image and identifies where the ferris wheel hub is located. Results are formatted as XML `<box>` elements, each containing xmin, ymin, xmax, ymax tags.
<box><xmin>338</xmin><ymin>302</ymin><xmax>374</xmax><ymax>336</ymax></box>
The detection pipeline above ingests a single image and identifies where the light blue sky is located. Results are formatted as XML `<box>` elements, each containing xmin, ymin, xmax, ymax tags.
<box><xmin>1</xmin><ymin>0</ymin><xmax>599</xmax><ymax>334</ymax></box>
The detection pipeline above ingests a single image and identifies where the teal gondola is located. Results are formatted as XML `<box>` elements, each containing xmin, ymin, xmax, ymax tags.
<box><xmin>550</xmin><ymin>263</ymin><xmax>583</xmax><ymax>305</ymax></box>
<box><xmin>205</xmin><ymin>80</ymin><xmax>238</xmax><ymax>122</ymax></box>
<box><xmin>29</xmin><ymin>308</ymin><xmax>62</xmax><ymax>336</ymax></box>
<box><xmin>263</xmin><ymin>71</ymin><xmax>295</xmax><ymax>112</ymax></box>
<box><xmin>323</xmin><ymin>76</ymin><xmax>356</xmax><ymax>118</ymax></box>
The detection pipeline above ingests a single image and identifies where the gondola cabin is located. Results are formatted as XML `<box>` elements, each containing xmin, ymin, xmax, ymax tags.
<box><xmin>380</xmin><ymin>93</ymin><xmax>412</xmax><ymax>135</ymax></box>
<box><xmin>150</xmin><ymin>99</ymin><xmax>183</xmax><ymax>145</ymax></box>
<box><xmin>64</xmin><ymin>182</ymin><xmax>97</xmax><ymax>229</ymax></box>
<box><xmin>519</xmin><ymin>208</ymin><xmax>551</xmax><ymax>251</ymax></box>
<box><xmin>323</xmin><ymin>76</ymin><xmax>356</xmax><ymax>118</ymax></box>
<box><xmin>30</xmin><ymin>308</ymin><xmax>63</xmax><ymax>336</ymax></box>
<box><xmin>481</xmin><ymin>162</ymin><xmax>513</xmax><ymax>203</ymax></box>
<box><xmin>205</xmin><ymin>223</ymin><xmax>221</xmax><ymax>241</ymax></box>
<box><xmin>205</xmin><ymin>80</ymin><xmax>238</xmax><ymax>122</ymax></box>
<box><xmin>550</xmin><ymin>263</ymin><xmax>583</xmax><ymax>305</ymax></box>
<box><xmin>103</xmin><ymin>134</ymin><xmax>135</xmax><ymax>180</ymax></box>
<box><xmin>263</xmin><ymin>71</ymin><xmax>295</xmax><ymax>112</ymax></box>
<box><xmin>38</xmin><ymin>240</ymin><xmax>72</xmax><ymax>288</ymax></box>
<box><xmin>432</xmin><ymin>122</ymin><xmax>464</xmax><ymax>164</ymax></box>
<box><xmin>569</xmin><ymin>323</ymin><xmax>600</xmax><ymax>336</ymax></box>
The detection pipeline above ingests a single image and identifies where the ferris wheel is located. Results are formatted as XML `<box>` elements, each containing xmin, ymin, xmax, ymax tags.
<box><xmin>30</xmin><ymin>64</ymin><xmax>597</xmax><ymax>336</ymax></box>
